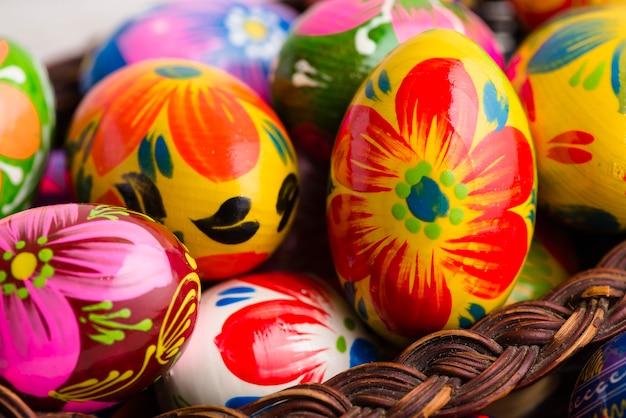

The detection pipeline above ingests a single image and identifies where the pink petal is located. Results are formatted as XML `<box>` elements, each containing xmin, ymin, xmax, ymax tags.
<box><xmin>0</xmin><ymin>286</ymin><xmax>79</xmax><ymax>398</ymax></box>
<box><xmin>46</xmin><ymin>218</ymin><xmax>174</xmax><ymax>301</ymax></box>
<box><xmin>294</xmin><ymin>0</ymin><xmax>382</xmax><ymax>36</ymax></box>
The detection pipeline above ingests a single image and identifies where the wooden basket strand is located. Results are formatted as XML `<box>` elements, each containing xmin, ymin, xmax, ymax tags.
<box><xmin>5</xmin><ymin>240</ymin><xmax>626</xmax><ymax>417</ymax></box>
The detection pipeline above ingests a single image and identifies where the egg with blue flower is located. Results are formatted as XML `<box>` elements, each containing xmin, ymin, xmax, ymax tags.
<box><xmin>80</xmin><ymin>0</ymin><xmax>298</xmax><ymax>102</ymax></box>
<box><xmin>327</xmin><ymin>29</ymin><xmax>537</xmax><ymax>345</ymax></box>
<box><xmin>154</xmin><ymin>271</ymin><xmax>382</xmax><ymax>410</ymax></box>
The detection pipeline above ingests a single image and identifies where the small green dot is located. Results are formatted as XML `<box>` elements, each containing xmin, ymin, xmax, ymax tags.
<box><xmin>0</xmin><ymin>271</ymin><xmax>6</xmax><ymax>282</ymax></box>
<box><xmin>336</xmin><ymin>336</ymin><xmax>347</xmax><ymax>353</ymax></box>
<box><xmin>33</xmin><ymin>275</ymin><xmax>47</xmax><ymax>288</ymax></box>
<box><xmin>40</xmin><ymin>264</ymin><xmax>55</xmax><ymax>278</ymax></box>
<box><xmin>3</xmin><ymin>283</ymin><xmax>16</xmax><ymax>295</ymax></box>
<box><xmin>424</xmin><ymin>223</ymin><xmax>442</xmax><ymax>239</ymax></box>
<box><xmin>344</xmin><ymin>317</ymin><xmax>356</xmax><ymax>331</ymax></box>
<box><xmin>16</xmin><ymin>287</ymin><xmax>29</xmax><ymax>299</ymax></box>
<box><xmin>38</xmin><ymin>248</ymin><xmax>53</xmax><ymax>262</ymax></box>
<box><xmin>450</xmin><ymin>207</ymin><xmax>464</xmax><ymax>225</ymax></box>
<box><xmin>37</xmin><ymin>236</ymin><xmax>48</xmax><ymax>245</ymax></box>
<box><xmin>405</xmin><ymin>218</ymin><xmax>421</xmax><ymax>233</ymax></box>
<box><xmin>405</xmin><ymin>168</ymin><xmax>422</xmax><ymax>185</ymax></box>
<box><xmin>416</xmin><ymin>161</ymin><xmax>432</xmax><ymax>176</ymax></box>
<box><xmin>455</xmin><ymin>183</ymin><xmax>469</xmax><ymax>200</ymax></box>
<box><xmin>396</xmin><ymin>182</ymin><xmax>411</xmax><ymax>199</ymax></box>
<box><xmin>79</xmin><ymin>316</ymin><xmax>87</xmax><ymax>324</ymax></box>
<box><xmin>15</xmin><ymin>241</ymin><xmax>26</xmax><ymax>250</ymax></box>
<box><xmin>440</xmin><ymin>170</ymin><xmax>455</xmax><ymax>187</ymax></box>
<box><xmin>392</xmin><ymin>203</ymin><xmax>407</xmax><ymax>220</ymax></box>
<box><xmin>3</xmin><ymin>251</ymin><xmax>13</xmax><ymax>261</ymax></box>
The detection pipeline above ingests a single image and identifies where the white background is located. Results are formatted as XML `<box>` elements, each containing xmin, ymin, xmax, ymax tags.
<box><xmin>0</xmin><ymin>0</ymin><xmax>160</xmax><ymax>64</ymax></box>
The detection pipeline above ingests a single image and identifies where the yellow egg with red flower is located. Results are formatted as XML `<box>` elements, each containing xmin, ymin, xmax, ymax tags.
<box><xmin>327</xmin><ymin>29</ymin><xmax>537</xmax><ymax>346</ymax></box>
<box><xmin>65</xmin><ymin>59</ymin><xmax>300</xmax><ymax>281</ymax></box>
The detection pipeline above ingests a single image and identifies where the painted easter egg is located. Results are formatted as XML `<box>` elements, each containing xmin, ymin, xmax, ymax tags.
<box><xmin>271</xmin><ymin>0</ymin><xmax>504</xmax><ymax>164</ymax></box>
<box><xmin>504</xmin><ymin>217</ymin><xmax>577</xmax><ymax>305</ymax></box>
<box><xmin>569</xmin><ymin>331</ymin><xmax>626</xmax><ymax>417</ymax></box>
<box><xmin>509</xmin><ymin>0</ymin><xmax>626</xmax><ymax>30</ymax></box>
<box><xmin>0</xmin><ymin>37</ymin><xmax>55</xmax><ymax>217</ymax></box>
<box><xmin>154</xmin><ymin>271</ymin><xmax>382</xmax><ymax>410</ymax></box>
<box><xmin>65</xmin><ymin>58</ymin><xmax>300</xmax><ymax>281</ymax></box>
<box><xmin>79</xmin><ymin>0</ymin><xmax>298</xmax><ymax>102</ymax></box>
<box><xmin>0</xmin><ymin>203</ymin><xmax>201</xmax><ymax>413</ymax></box>
<box><xmin>507</xmin><ymin>5</ymin><xmax>626</xmax><ymax>234</ymax></box>
<box><xmin>327</xmin><ymin>29</ymin><xmax>537</xmax><ymax>345</ymax></box>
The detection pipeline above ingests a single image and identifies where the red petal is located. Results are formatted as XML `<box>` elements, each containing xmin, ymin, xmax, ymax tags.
<box><xmin>333</xmin><ymin>104</ymin><xmax>410</xmax><ymax>193</ymax></box>
<box><xmin>546</xmin><ymin>147</ymin><xmax>593</xmax><ymax>164</ymax></box>
<box><xmin>369</xmin><ymin>241</ymin><xmax>452</xmax><ymax>339</ymax></box>
<box><xmin>460</xmin><ymin>126</ymin><xmax>535</xmax><ymax>213</ymax></box>
<box><xmin>519</xmin><ymin>78</ymin><xmax>535</xmax><ymax>122</ymax></box>
<box><xmin>168</xmin><ymin>84</ymin><xmax>261</xmax><ymax>182</ymax></box>
<box><xmin>395</xmin><ymin>57</ymin><xmax>478</xmax><ymax>168</ymax></box>
<box><xmin>84</xmin><ymin>69</ymin><xmax>166</xmax><ymax>176</ymax></box>
<box><xmin>214</xmin><ymin>300</ymin><xmax>330</xmax><ymax>385</ymax></box>
<box><xmin>327</xmin><ymin>193</ymin><xmax>379</xmax><ymax>282</ymax></box>
<box><xmin>548</xmin><ymin>130</ymin><xmax>594</xmax><ymax>145</ymax></box>
<box><xmin>442</xmin><ymin>211</ymin><xmax>529</xmax><ymax>299</ymax></box>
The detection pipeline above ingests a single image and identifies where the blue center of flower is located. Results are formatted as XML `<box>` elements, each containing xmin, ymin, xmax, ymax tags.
<box><xmin>393</xmin><ymin>161</ymin><xmax>468</xmax><ymax>240</ymax></box>
<box><xmin>406</xmin><ymin>176</ymin><xmax>449</xmax><ymax>222</ymax></box>
<box><xmin>155</xmin><ymin>65</ymin><xmax>202</xmax><ymax>79</ymax></box>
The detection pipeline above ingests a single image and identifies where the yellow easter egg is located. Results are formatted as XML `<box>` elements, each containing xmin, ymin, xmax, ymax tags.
<box><xmin>507</xmin><ymin>4</ymin><xmax>626</xmax><ymax>234</ymax></box>
<box><xmin>65</xmin><ymin>59</ymin><xmax>300</xmax><ymax>280</ymax></box>
<box><xmin>327</xmin><ymin>29</ymin><xmax>537</xmax><ymax>345</ymax></box>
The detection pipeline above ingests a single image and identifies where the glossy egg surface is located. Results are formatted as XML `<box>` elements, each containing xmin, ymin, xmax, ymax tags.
<box><xmin>0</xmin><ymin>203</ymin><xmax>201</xmax><ymax>413</ymax></box>
<box><xmin>0</xmin><ymin>37</ymin><xmax>55</xmax><ymax>217</ymax></box>
<box><xmin>327</xmin><ymin>29</ymin><xmax>537</xmax><ymax>345</ymax></box>
<box><xmin>509</xmin><ymin>0</ymin><xmax>626</xmax><ymax>30</ymax></box>
<box><xmin>507</xmin><ymin>4</ymin><xmax>626</xmax><ymax>234</ymax></box>
<box><xmin>65</xmin><ymin>58</ymin><xmax>300</xmax><ymax>281</ymax></box>
<box><xmin>569</xmin><ymin>331</ymin><xmax>626</xmax><ymax>417</ymax></box>
<box><xmin>155</xmin><ymin>271</ymin><xmax>381</xmax><ymax>410</ymax></box>
<box><xmin>271</xmin><ymin>0</ymin><xmax>504</xmax><ymax>164</ymax></box>
<box><xmin>79</xmin><ymin>0</ymin><xmax>298</xmax><ymax>102</ymax></box>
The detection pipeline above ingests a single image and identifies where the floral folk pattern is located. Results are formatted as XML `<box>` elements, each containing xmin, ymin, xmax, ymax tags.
<box><xmin>0</xmin><ymin>204</ymin><xmax>200</xmax><ymax>407</ymax></box>
<box><xmin>328</xmin><ymin>56</ymin><xmax>535</xmax><ymax>341</ymax></box>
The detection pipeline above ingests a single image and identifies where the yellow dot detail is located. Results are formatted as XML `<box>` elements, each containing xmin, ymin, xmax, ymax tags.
<box><xmin>11</xmin><ymin>252</ymin><xmax>38</xmax><ymax>281</ymax></box>
<box><xmin>244</xmin><ymin>20</ymin><xmax>267</xmax><ymax>40</ymax></box>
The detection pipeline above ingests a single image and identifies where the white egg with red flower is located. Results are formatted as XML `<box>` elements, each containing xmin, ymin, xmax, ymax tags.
<box><xmin>154</xmin><ymin>271</ymin><xmax>382</xmax><ymax>410</ymax></box>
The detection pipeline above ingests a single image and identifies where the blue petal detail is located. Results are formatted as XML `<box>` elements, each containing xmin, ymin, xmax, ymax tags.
<box><xmin>216</xmin><ymin>296</ymin><xmax>252</xmax><ymax>307</ymax></box>
<box><xmin>528</xmin><ymin>19</ymin><xmax>615</xmax><ymax>74</ymax></box>
<box><xmin>483</xmin><ymin>80</ymin><xmax>509</xmax><ymax>131</ymax></box>
<box><xmin>138</xmin><ymin>135</ymin><xmax>156</xmax><ymax>182</ymax></box>
<box><xmin>263</xmin><ymin>121</ymin><xmax>294</xmax><ymax>165</ymax></box>
<box><xmin>349</xmin><ymin>338</ymin><xmax>379</xmax><ymax>367</ymax></box>
<box><xmin>225</xmin><ymin>396</ymin><xmax>260</xmax><ymax>409</ymax></box>
<box><xmin>364</xmin><ymin>79</ymin><xmax>378</xmax><ymax>101</ymax></box>
<box><xmin>155</xmin><ymin>135</ymin><xmax>174</xmax><ymax>178</ymax></box>
<box><xmin>611</xmin><ymin>40</ymin><xmax>626</xmax><ymax>114</ymax></box>
<box><xmin>218</xmin><ymin>286</ymin><xmax>255</xmax><ymax>295</ymax></box>
<box><xmin>357</xmin><ymin>297</ymin><xmax>368</xmax><ymax>320</ymax></box>
<box><xmin>377</xmin><ymin>70</ymin><xmax>391</xmax><ymax>95</ymax></box>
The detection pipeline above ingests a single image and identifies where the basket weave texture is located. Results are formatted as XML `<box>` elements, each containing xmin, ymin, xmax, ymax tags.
<box><xmin>3</xmin><ymin>238</ymin><xmax>626</xmax><ymax>417</ymax></box>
